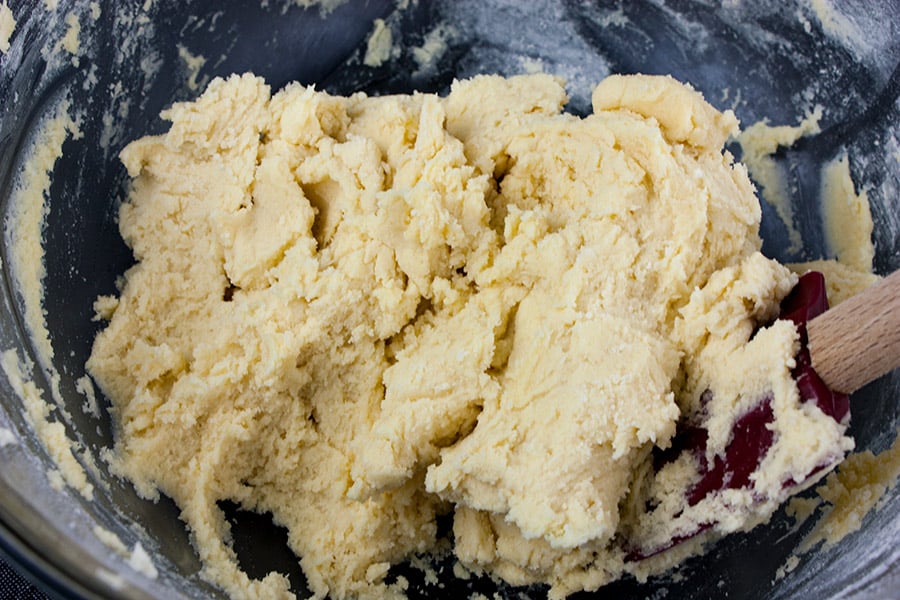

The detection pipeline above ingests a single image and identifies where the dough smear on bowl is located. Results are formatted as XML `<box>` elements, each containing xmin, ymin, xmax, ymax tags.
<box><xmin>87</xmin><ymin>73</ymin><xmax>854</xmax><ymax>599</ymax></box>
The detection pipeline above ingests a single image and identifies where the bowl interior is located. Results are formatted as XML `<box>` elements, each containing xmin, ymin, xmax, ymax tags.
<box><xmin>0</xmin><ymin>1</ymin><xmax>898</xmax><ymax>598</ymax></box>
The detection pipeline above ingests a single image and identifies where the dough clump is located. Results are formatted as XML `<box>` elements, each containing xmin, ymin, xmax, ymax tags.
<box><xmin>88</xmin><ymin>73</ymin><xmax>851</xmax><ymax>599</ymax></box>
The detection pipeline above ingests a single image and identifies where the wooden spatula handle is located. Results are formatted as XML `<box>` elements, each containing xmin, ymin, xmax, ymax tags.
<box><xmin>807</xmin><ymin>270</ymin><xmax>900</xmax><ymax>395</ymax></box>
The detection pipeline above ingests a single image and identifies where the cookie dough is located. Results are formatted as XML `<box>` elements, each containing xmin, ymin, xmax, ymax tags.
<box><xmin>820</xmin><ymin>153</ymin><xmax>874</xmax><ymax>273</ymax></box>
<box><xmin>0</xmin><ymin>1</ymin><xmax>14</xmax><ymax>54</ymax></box>
<box><xmin>87</xmin><ymin>73</ymin><xmax>853</xmax><ymax>599</ymax></box>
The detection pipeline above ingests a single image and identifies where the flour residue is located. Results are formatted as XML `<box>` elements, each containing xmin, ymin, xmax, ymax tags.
<box><xmin>0</xmin><ymin>426</ymin><xmax>16</xmax><ymax>447</ymax></box>
<box><xmin>442</xmin><ymin>0</ymin><xmax>610</xmax><ymax>112</ymax></box>
<box><xmin>807</xmin><ymin>0</ymin><xmax>864</xmax><ymax>40</ymax></box>
<box><xmin>805</xmin><ymin>0</ymin><xmax>881</xmax><ymax>61</ymax></box>
<box><xmin>93</xmin><ymin>525</ymin><xmax>129</xmax><ymax>554</ymax></box>
<box><xmin>126</xmin><ymin>542</ymin><xmax>159</xmax><ymax>579</ymax></box>
<box><xmin>94</xmin><ymin>567</ymin><xmax>126</xmax><ymax>590</ymax></box>
<box><xmin>291</xmin><ymin>0</ymin><xmax>349</xmax><ymax>15</ymax></box>
<box><xmin>91</xmin><ymin>526</ymin><xmax>160</xmax><ymax>582</ymax></box>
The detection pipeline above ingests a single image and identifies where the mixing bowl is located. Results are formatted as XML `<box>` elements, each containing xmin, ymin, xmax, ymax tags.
<box><xmin>0</xmin><ymin>1</ymin><xmax>898</xmax><ymax>598</ymax></box>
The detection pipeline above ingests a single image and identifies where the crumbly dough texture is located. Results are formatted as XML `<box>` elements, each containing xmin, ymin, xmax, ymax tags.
<box><xmin>87</xmin><ymin>73</ymin><xmax>852</xmax><ymax>599</ymax></box>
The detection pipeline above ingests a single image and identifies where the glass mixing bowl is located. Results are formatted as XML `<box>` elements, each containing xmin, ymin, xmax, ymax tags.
<box><xmin>0</xmin><ymin>1</ymin><xmax>898</xmax><ymax>598</ymax></box>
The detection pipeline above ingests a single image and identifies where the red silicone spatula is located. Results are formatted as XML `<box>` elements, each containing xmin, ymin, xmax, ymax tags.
<box><xmin>627</xmin><ymin>269</ymin><xmax>900</xmax><ymax>561</ymax></box>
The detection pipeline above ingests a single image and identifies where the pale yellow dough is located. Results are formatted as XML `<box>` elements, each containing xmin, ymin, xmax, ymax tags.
<box><xmin>0</xmin><ymin>1</ymin><xmax>15</xmax><ymax>54</ymax></box>
<box><xmin>87</xmin><ymin>73</ymin><xmax>853</xmax><ymax>599</ymax></box>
